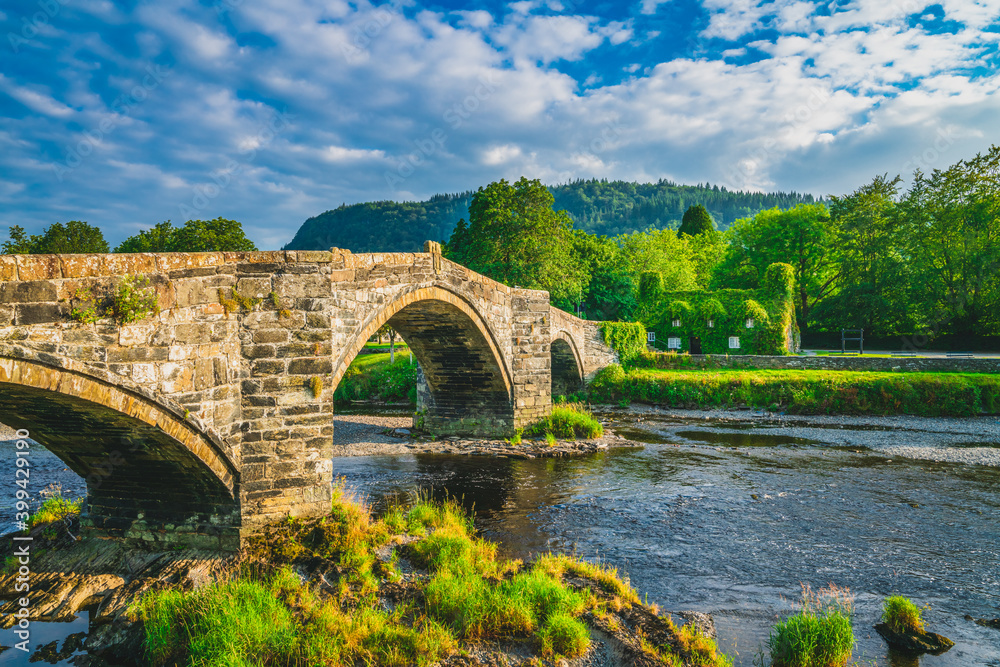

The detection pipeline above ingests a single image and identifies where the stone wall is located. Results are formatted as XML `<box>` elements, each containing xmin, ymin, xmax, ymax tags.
<box><xmin>652</xmin><ymin>353</ymin><xmax>1000</xmax><ymax>374</ymax></box>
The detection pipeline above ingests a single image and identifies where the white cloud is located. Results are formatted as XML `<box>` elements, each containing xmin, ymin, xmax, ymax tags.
<box><xmin>640</xmin><ymin>0</ymin><xmax>671</xmax><ymax>15</ymax></box>
<box><xmin>0</xmin><ymin>75</ymin><xmax>74</xmax><ymax>118</ymax></box>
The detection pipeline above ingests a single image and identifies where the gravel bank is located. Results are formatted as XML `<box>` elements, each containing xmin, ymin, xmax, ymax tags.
<box><xmin>332</xmin><ymin>412</ymin><xmax>636</xmax><ymax>458</ymax></box>
<box><xmin>598</xmin><ymin>405</ymin><xmax>1000</xmax><ymax>467</ymax></box>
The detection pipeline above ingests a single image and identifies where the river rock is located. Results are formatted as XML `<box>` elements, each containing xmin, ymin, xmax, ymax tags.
<box><xmin>874</xmin><ymin>623</ymin><xmax>954</xmax><ymax>654</ymax></box>
<box><xmin>965</xmin><ymin>615</ymin><xmax>1000</xmax><ymax>630</ymax></box>
<box><xmin>676</xmin><ymin>611</ymin><xmax>717</xmax><ymax>639</ymax></box>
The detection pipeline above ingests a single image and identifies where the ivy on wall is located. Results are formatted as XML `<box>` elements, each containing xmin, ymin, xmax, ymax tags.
<box><xmin>644</xmin><ymin>262</ymin><xmax>797</xmax><ymax>356</ymax></box>
<box><xmin>599</xmin><ymin>321</ymin><xmax>648</xmax><ymax>363</ymax></box>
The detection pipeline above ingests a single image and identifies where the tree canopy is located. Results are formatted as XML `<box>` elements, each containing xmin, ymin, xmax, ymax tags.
<box><xmin>677</xmin><ymin>204</ymin><xmax>716</xmax><ymax>237</ymax></box>
<box><xmin>445</xmin><ymin>177</ymin><xmax>586</xmax><ymax>307</ymax></box>
<box><xmin>115</xmin><ymin>218</ymin><xmax>257</xmax><ymax>253</ymax></box>
<box><xmin>2</xmin><ymin>221</ymin><xmax>109</xmax><ymax>254</ymax></box>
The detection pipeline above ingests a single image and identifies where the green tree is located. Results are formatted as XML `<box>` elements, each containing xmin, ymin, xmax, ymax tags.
<box><xmin>898</xmin><ymin>146</ymin><xmax>1000</xmax><ymax>336</ymax></box>
<box><xmin>3</xmin><ymin>221</ymin><xmax>109</xmax><ymax>254</ymax></box>
<box><xmin>444</xmin><ymin>177</ymin><xmax>586</xmax><ymax>305</ymax></box>
<box><xmin>114</xmin><ymin>221</ymin><xmax>178</xmax><ymax>253</ymax></box>
<box><xmin>571</xmin><ymin>231</ymin><xmax>635</xmax><ymax>321</ymax></box>
<box><xmin>677</xmin><ymin>204</ymin><xmax>715</xmax><ymax>237</ymax></box>
<box><xmin>812</xmin><ymin>175</ymin><xmax>913</xmax><ymax>334</ymax></box>
<box><xmin>712</xmin><ymin>204</ymin><xmax>835</xmax><ymax>328</ymax></box>
<box><xmin>115</xmin><ymin>218</ymin><xmax>258</xmax><ymax>253</ymax></box>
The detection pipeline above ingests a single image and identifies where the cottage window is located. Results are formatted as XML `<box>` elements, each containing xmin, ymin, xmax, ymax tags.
<box><xmin>647</xmin><ymin>331</ymin><xmax>656</xmax><ymax>343</ymax></box>
<box><xmin>672</xmin><ymin>318</ymin><xmax>681</xmax><ymax>327</ymax></box>
<box><xmin>668</xmin><ymin>337</ymin><xmax>682</xmax><ymax>349</ymax></box>
<box><xmin>745</xmin><ymin>317</ymin><xmax>755</xmax><ymax>328</ymax></box>
<box><xmin>729</xmin><ymin>336</ymin><xmax>740</xmax><ymax>349</ymax></box>
<box><xmin>707</xmin><ymin>319</ymin><xmax>714</xmax><ymax>328</ymax></box>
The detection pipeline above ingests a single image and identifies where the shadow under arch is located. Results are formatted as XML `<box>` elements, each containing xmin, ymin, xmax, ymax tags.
<box><xmin>0</xmin><ymin>355</ymin><xmax>240</xmax><ymax>549</ymax></box>
<box><xmin>551</xmin><ymin>331</ymin><xmax>584</xmax><ymax>397</ymax></box>
<box><xmin>331</xmin><ymin>286</ymin><xmax>514</xmax><ymax>436</ymax></box>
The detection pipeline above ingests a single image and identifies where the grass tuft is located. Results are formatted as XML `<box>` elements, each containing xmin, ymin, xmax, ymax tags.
<box><xmin>527</xmin><ymin>403</ymin><xmax>603</xmax><ymax>440</ymax></box>
<box><xmin>881</xmin><ymin>595</ymin><xmax>925</xmax><ymax>634</ymax></box>
<box><xmin>768</xmin><ymin>585</ymin><xmax>854</xmax><ymax>667</ymax></box>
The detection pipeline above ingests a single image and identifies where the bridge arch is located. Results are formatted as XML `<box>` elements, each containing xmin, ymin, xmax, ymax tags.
<box><xmin>331</xmin><ymin>285</ymin><xmax>515</xmax><ymax>436</ymax></box>
<box><xmin>550</xmin><ymin>331</ymin><xmax>585</xmax><ymax>397</ymax></box>
<box><xmin>0</xmin><ymin>354</ymin><xmax>239</xmax><ymax>548</ymax></box>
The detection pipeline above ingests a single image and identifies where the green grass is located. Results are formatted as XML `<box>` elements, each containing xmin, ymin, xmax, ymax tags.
<box><xmin>28</xmin><ymin>488</ymin><xmax>83</xmax><ymax>529</ymax></box>
<box><xmin>767</xmin><ymin>585</ymin><xmax>855</xmax><ymax>667</ymax></box>
<box><xmin>526</xmin><ymin>403</ymin><xmax>604</xmax><ymax>439</ymax></box>
<box><xmin>588</xmin><ymin>364</ymin><xmax>1000</xmax><ymax>416</ymax></box>
<box><xmin>334</xmin><ymin>353</ymin><xmax>418</xmax><ymax>405</ymax></box>
<box><xmin>881</xmin><ymin>596</ymin><xmax>924</xmax><ymax>634</ymax></box>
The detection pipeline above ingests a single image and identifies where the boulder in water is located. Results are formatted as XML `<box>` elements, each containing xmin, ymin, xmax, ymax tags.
<box><xmin>874</xmin><ymin>622</ymin><xmax>954</xmax><ymax>654</ymax></box>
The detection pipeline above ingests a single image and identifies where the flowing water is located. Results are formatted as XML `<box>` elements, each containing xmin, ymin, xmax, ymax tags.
<box><xmin>2</xmin><ymin>414</ymin><xmax>999</xmax><ymax>666</ymax></box>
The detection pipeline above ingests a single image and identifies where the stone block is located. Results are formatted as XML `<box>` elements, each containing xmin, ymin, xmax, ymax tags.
<box><xmin>243</xmin><ymin>344</ymin><xmax>276</xmax><ymax>360</ymax></box>
<box><xmin>155</xmin><ymin>253</ymin><xmax>224</xmax><ymax>272</ymax></box>
<box><xmin>251</xmin><ymin>359</ymin><xmax>286</xmax><ymax>377</ymax></box>
<box><xmin>15</xmin><ymin>255</ymin><xmax>61</xmax><ymax>280</ymax></box>
<box><xmin>236</xmin><ymin>277</ymin><xmax>273</xmax><ymax>299</ymax></box>
<box><xmin>288</xmin><ymin>358</ymin><xmax>332</xmax><ymax>375</ymax></box>
<box><xmin>0</xmin><ymin>280</ymin><xmax>58</xmax><ymax>303</ymax></box>
<box><xmin>296</xmin><ymin>251</ymin><xmax>333</xmax><ymax>263</ymax></box>
<box><xmin>0</xmin><ymin>255</ymin><xmax>17</xmax><ymax>281</ymax></box>
<box><xmin>15</xmin><ymin>303</ymin><xmax>66</xmax><ymax>325</ymax></box>
<box><xmin>57</xmin><ymin>254</ymin><xmax>103</xmax><ymax>278</ymax></box>
<box><xmin>253</xmin><ymin>329</ymin><xmax>289</xmax><ymax>344</ymax></box>
<box><xmin>101</xmin><ymin>254</ymin><xmax>158</xmax><ymax>276</ymax></box>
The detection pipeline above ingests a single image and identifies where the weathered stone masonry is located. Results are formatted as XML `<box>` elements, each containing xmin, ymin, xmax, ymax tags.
<box><xmin>0</xmin><ymin>245</ymin><xmax>616</xmax><ymax>549</ymax></box>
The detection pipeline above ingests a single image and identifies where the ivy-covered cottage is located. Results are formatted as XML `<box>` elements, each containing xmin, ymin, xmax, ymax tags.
<box><xmin>642</xmin><ymin>263</ymin><xmax>799</xmax><ymax>355</ymax></box>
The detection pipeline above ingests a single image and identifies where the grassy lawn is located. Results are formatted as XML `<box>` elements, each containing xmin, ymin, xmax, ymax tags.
<box><xmin>336</xmin><ymin>351</ymin><xmax>417</xmax><ymax>404</ymax></box>
<box><xmin>589</xmin><ymin>365</ymin><xmax>1000</xmax><ymax>416</ymax></box>
<box><xmin>364</xmin><ymin>341</ymin><xmax>409</xmax><ymax>350</ymax></box>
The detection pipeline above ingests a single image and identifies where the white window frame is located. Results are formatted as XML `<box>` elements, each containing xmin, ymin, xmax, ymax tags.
<box><xmin>729</xmin><ymin>336</ymin><xmax>740</xmax><ymax>349</ymax></box>
<box><xmin>707</xmin><ymin>319</ymin><xmax>714</xmax><ymax>328</ymax></box>
<box><xmin>647</xmin><ymin>331</ymin><xmax>656</xmax><ymax>342</ymax></box>
<box><xmin>745</xmin><ymin>317</ymin><xmax>755</xmax><ymax>329</ymax></box>
<box><xmin>668</xmin><ymin>337</ymin><xmax>682</xmax><ymax>349</ymax></box>
<box><xmin>672</xmin><ymin>318</ymin><xmax>681</xmax><ymax>327</ymax></box>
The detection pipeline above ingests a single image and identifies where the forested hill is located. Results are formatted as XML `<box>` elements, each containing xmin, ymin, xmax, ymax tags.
<box><xmin>284</xmin><ymin>180</ymin><xmax>820</xmax><ymax>252</ymax></box>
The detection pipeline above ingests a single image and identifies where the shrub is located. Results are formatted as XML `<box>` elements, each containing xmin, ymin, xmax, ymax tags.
<box><xmin>768</xmin><ymin>585</ymin><xmax>854</xmax><ymax>667</ymax></box>
<box><xmin>111</xmin><ymin>275</ymin><xmax>160</xmax><ymax>325</ymax></box>
<box><xmin>28</xmin><ymin>485</ymin><xmax>82</xmax><ymax>529</ymax></box>
<box><xmin>881</xmin><ymin>596</ymin><xmax>924</xmax><ymax>634</ymax></box>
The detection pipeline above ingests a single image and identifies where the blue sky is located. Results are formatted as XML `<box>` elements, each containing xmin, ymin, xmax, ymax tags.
<box><xmin>2</xmin><ymin>0</ymin><xmax>999</xmax><ymax>249</ymax></box>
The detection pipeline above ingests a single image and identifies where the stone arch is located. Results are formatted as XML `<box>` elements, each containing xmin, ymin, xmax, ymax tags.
<box><xmin>331</xmin><ymin>286</ymin><xmax>514</xmax><ymax>436</ymax></box>
<box><xmin>550</xmin><ymin>331</ymin><xmax>584</xmax><ymax>397</ymax></box>
<box><xmin>0</xmin><ymin>355</ymin><xmax>239</xmax><ymax>548</ymax></box>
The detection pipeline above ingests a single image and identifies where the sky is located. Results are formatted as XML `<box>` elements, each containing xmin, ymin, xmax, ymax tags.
<box><xmin>1</xmin><ymin>0</ymin><xmax>999</xmax><ymax>250</ymax></box>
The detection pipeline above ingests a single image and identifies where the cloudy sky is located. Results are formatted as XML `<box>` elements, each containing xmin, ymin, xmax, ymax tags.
<box><xmin>2</xmin><ymin>0</ymin><xmax>998</xmax><ymax>249</ymax></box>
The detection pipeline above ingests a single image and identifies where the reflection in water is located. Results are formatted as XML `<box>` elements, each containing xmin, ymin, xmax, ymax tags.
<box><xmin>337</xmin><ymin>421</ymin><xmax>1000</xmax><ymax>667</ymax></box>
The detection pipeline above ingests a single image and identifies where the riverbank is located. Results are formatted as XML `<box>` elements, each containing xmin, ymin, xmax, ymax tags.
<box><xmin>589</xmin><ymin>365</ymin><xmax>1000</xmax><ymax>416</ymax></box>
<box><xmin>0</xmin><ymin>486</ymin><xmax>731</xmax><ymax>667</ymax></box>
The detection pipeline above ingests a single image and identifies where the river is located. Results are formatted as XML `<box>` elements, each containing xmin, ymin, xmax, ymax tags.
<box><xmin>2</xmin><ymin>410</ymin><xmax>999</xmax><ymax>666</ymax></box>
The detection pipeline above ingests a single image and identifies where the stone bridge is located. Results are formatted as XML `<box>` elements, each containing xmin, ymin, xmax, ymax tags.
<box><xmin>0</xmin><ymin>243</ymin><xmax>616</xmax><ymax>549</ymax></box>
